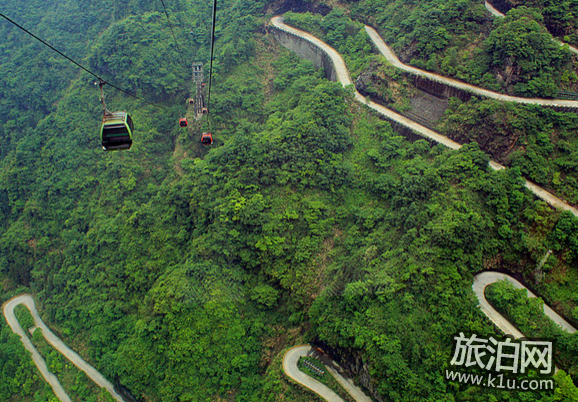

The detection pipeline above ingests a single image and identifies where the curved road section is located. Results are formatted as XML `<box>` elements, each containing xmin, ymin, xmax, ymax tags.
<box><xmin>271</xmin><ymin>15</ymin><xmax>467</xmax><ymax>152</ymax></box>
<box><xmin>473</xmin><ymin>272</ymin><xmax>577</xmax><ymax>336</ymax></box>
<box><xmin>273</xmin><ymin>18</ymin><xmax>578</xmax><ymax>396</ymax></box>
<box><xmin>283</xmin><ymin>345</ymin><xmax>345</xmax><ymax>402</ymax></box>
<box><xmin>473</xmin><ymin>272</ymin><xmax>577</xmax><ymax>373</ymax></box>
<box><xmin>283</xmin><ymin>275</ymin><xmax>577</xmax><ymax>401</ymax></box>
<box><xmin>4</xmin><ymin>17</ymin><xmax>578</xmax><ymax>402</ymax></box>
<box><xmin>2</xmin><ymin>294</ymin><xmax>124</xmax><ymax>402</ymax></box>
<box><xmin>283</xmin><ymin>345</ymin><xmax>372</xmax><ymax>402</ymax></box>
<box><xmin>364</xmin><ymin>26</ymin><xmax>578</xmax><ymax>108</ymax></box>
<box><xmin>271</xmin><ymin>16</ymin><xmax>578</xmax><ymax>218</ymax></box>
<box><xmin>484</xmin><ymin>0</ymin><xmax>505</xmax><ymax>17</ymax></box>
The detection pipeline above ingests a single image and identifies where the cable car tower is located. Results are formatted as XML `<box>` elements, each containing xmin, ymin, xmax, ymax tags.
<box><xmin>180</xmin><ymin>0</ymin><xmax>217</xmax><ymax>145</ymax></box>
<box><xmin>191</xmin><ymin>62</ymin><xmax>207</xmax><ymax>120</ymax></box>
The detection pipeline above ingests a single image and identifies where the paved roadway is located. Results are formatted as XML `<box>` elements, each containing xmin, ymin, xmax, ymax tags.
<box><xmin>325</xmin><ymin>364</ymin><xmax>372</xmax><ymax>402</ymax></box>
<box><xmin>281</xmin><ymin>275</ymin><xmax>577</xmax><ymax>402</ymax></box>
<box><xmin>3</xmin><ymin>15</ymin><xmax>578</xmax><ymax>402</ymax></box>
<box><xmin>271</xmin><ymin>16</ymin><xmax>578</xmax><ymax>218</ymax></box>
<box><xmin>473</xmin><ymin>272</ymin><xmax>577</xmax><ymax>336</ymax></box>
<box><xmin>283</xmin><ymin>345</ymin><xmax>372</xmax><ymax>402</ymax></box>
<box><xmin>3</xmin><ymin>296</ymin><xmax>72</xmax><ymax>402</ymax></box>
<box><xmin>2</xmin><ymin>294</ymin><xmax>124</xmax><ymax>402</ymax></box>
<box><xmin>364</xmin><ymin>26</ymin><xmax>578</xmax><ymax>107</ymax></box>
<box><xmin>484</xmin><ymin>0</ymin><xmax>505</xmax><ymax>17</ymax></box>
<box><xmin>473</xmin><ymin>272</ymin><xmax>577</xmax><ymax>373</ymax></box>
<box><xmin>283</xmin><ymin>345</ymin><xmax>345</xmax><ymax>402</ymax></box>
<box><xmin>273</xmin><ymin>18</ymin><xmax>578</xmax><ymax>393</ymax></box>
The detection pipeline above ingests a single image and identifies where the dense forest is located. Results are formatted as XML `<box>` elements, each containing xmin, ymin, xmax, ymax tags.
<box><xmin>284</xmin><ymin>8</ymin><xmax>578</xmax><ymax>207</ymax></box>
<box><xmin>487</xmin><ymin>0</ymin><xmax>578</xmax><ymax>47</ymax></box>
<box><xmin>345</xmin><ymin>0</ymin><xmax>578</xmax><ymax>98</ymax></box>
<box><xmin>2</xmin><ymin>0</ymin><xmax>578</xmax><ymax>401</ymax></box>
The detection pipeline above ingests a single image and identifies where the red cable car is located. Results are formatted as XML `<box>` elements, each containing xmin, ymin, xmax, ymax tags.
<box><xmin>179</xmin><ymin>118</ymin><xmax>188</xmax><ymax>127</ymax></box>
<box><xmin>201</xmin><ymin>132</ymin><xmax>213</xmax><ymax>145</ymax></box>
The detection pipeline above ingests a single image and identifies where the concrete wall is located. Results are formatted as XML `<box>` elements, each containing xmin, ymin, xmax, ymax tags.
<box><xmin>412</xmin><ymin>75</ymin><xmax>472</xmax><ymax>102</ymax></box>
<box><xmin>269</xmin><ymin>25</ymin><xmax>337</xmax><ymax>82</ymax></box>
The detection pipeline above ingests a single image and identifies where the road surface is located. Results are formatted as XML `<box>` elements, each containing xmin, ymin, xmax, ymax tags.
<box><xmin>484</xmin><ymin>0</ymin><xmax>504</xmax><ymax>17</ymax></box>
<box><xmin>271</xmin><ymin>16</ymin><xmax>578</xmax><ymax>218</ymax></box>
<box><xmin>472</xmin><ymin>272</ymin><xmax>577</xmax><ymax>336</ymax></box>
<box><xmin>473</xmin><ymin>272</ymin><xmax>577</xmax><ymax>373</ymax></box>
<box><xmin>2</xmin><ymin>294</ymin><xmax>124</xmax><ymax>402</ymax></box>
<box><xmin>272</xmin><ymin>14</ymin><xmax>578</xmax><ymax>332</ymax></box>
<box><xmin>273</xmin><ymin>19</ymin><xmax>578</xmax><ymax>395</ymax></box>
<box><xmin>283</xmin><ymin>345</ymin><xmax>372</xmax><ymax>402</ymax></box>
<box><xmin>282</xmin><ymin>271</ymin><xmax>577</xmax><ymax>402</ymax></box>
<box><xmin>364</xmin><ymin>26</ymin><xmax>578</xmax><ymax>107</ymax></box>
<box><xmin>325</xmin><ymin>364</ymin><xmax>372</xmax><ymax>402</ymax></box>
<box><xmin>4</xmin><ymin>15</ymin><xmax>578</xmax><ymax>402</ymax></box>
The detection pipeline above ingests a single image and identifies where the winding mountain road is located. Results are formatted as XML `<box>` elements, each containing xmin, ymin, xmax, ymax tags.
<box><xmin>275</xmin><ymin>16</ymin><xmax>578</xmax><ymax>398</ymax></box>
<box><xmin>2</xmin><ymin>294</ymin><xmax>124</xmax><ymax>402</ymax></box>
<box><xmin>270</xmin><ymin>16</ymin><xmax>578</xmax><ymax>218</ymax></box>
<box><xmin>473</xmin><ymin>272</ymin><xmax>577</xmax><ymax>336</ymax></box>
<box><xmin>364</xmin><ymin>26</ymin><xmax>578</xmax><ymax>107</ymax></box>
<box><xmin>472</xmin><ymin>272</ymin><xmax>577</xmax><ymax>374</ymax></box>
<box><xmin>484</xmin><ymin>0</ymin><xmax>505</xmax><ymax>17</ymax></box>
<box><xmin>283</xmin><ymin>345</ymin><xmax>372</xmax><ymax>402</ymax></box>
<box><xmin>5</xmin><ymin>277</ymin><xmax>573</xmax><ymax>402</ymax></box>
<box><xmin>283</xmin><ymin>345</ymin><xmax>345</xmax><ymax>402</ymax></box>
<box><xmin>4</xmin><ymin>15</ymin><xmax>578</xmax><ymax>402</ymax></box>
<box><xmin>283</xmin><ymin>272</ymin><xmax>578</xmax><ymax>400</ymax></box>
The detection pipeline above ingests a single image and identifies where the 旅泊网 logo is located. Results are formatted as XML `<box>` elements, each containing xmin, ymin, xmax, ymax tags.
<box><xmin>445</xmin><ymin>333</ymin><xmax>555</xmax><ymax>391</ymax></box>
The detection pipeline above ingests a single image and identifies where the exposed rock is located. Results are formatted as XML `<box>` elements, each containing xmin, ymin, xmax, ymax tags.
<box><xmin>313</xmin><ymin>339</ymin><xmax>386</xmax><ymax>402</ymax></box>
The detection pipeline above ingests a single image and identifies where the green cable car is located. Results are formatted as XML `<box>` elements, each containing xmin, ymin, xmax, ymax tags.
<box><xmin>101</xmin><ymin>112</ymin><xmax>134</xmax><ymax>151</ymax></box>
<box><xmin>96</xmin><ymin>80</ymin><xmax>133</xmax><ymax>151</ymax></box>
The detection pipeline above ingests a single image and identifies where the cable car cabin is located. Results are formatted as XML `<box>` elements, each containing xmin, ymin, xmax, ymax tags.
<box><xmin>202</xmin><ymin>107</ymin><xmax>208</xmax><ymax>115</ymax></box>
<box><xmin>188</xmin><ymin>98</ymin><xmax>194</xmax><ymax>105</ymax></box>
<box><xmin>101</xmin><ymin>112</ymin><xmax>133</xmax><ymax>151</ymax></box>
<box><xmin>201</xmin><ymin>132</ymin><xmax>213</xmax><ymax>145</ymax></box>
<box><xmin>179</xmin><ymin>118</ymin><xmax>188</xmax><ymax>127</ymax></box>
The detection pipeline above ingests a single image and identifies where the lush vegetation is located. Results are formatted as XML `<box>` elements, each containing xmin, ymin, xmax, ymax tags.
<box><xmin>484</xmin><ymin>7</ymin><xmax>576</xmax><ymax>98</ymax></box>
<box><xmin>0</xmin><ymin>307</ymin><xmax>58</xmax><ymax>402</ymax></box>
<box><xmin>440</xmin><ymin>97</ymin><xmax>578</xmax><ymax>205</ymax></box>
<box><xmin>282</xmin><ymin>4</ymin><xmax>578</xmax><ymax>216</ymax></box>
<box><xmin>13</xmin><ymin>304</ymin><xmax>116</xmax><ymax>402</ymax></box>
<box><xmin>486</xmin><ymin>280</ymin><xmax>578</xmax><ymax>378</ymax></box>
<box><xmin>2</xmin><ymin>0</ymin><xmax>578</xmax><ymax>401</ymax></box>
<box><xmin>346</xmin><ymin>0</ymin><xmax>578</xmax><ymax>97</ymax></box>
<box><xmin>284</xmin><ymin>5</ymin><xmax>578</xmax><ymax>209</ymax></box>
<box><xmin>297</xmin><ymin>356</ymin><xmax>354</xmax><ymax>402</ymax></box>
<box><xmin>499</xmin><ymin>0</ymin><xmax>578</xmax><ymax>47</ymax></box>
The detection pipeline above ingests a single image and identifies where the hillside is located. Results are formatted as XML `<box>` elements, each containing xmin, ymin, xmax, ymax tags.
<box><xmin>346</xmin><ymin>0</ymin><xmax>578</xmax><ymax>98</ymax></box>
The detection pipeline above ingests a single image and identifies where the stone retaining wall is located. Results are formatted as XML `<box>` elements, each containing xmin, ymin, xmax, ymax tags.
<box><xmin>269</xmin><ymin>25</ymin><xmax>337</xmax><ymax>82</ymax></box>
